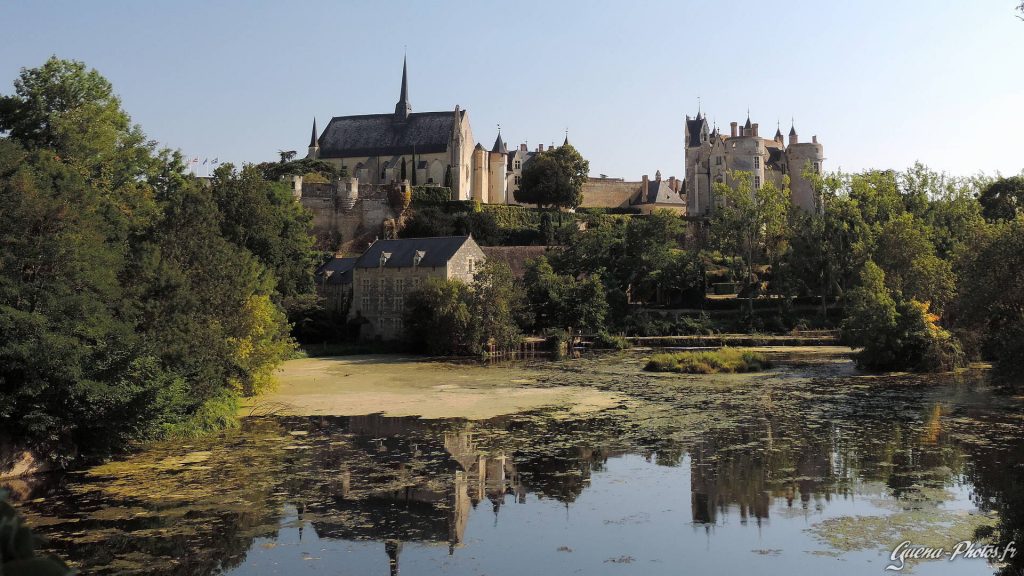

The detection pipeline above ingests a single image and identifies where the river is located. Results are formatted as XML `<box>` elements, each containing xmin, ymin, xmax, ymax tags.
<box><xmin>8</xmin><ymin>350</ymin><xmax>1024</xmax><ymax>575</ymax></box>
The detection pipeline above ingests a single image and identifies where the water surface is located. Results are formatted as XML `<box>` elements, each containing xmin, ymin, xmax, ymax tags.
<box><xmin>10</xmin><ymin>351</ymin><xmax>1024</xmax><ymax>575</ymax></box>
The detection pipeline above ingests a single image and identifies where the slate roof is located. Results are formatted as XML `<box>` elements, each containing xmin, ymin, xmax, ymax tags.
<box><xmin>316</xmin><ymin>256</ymin><xmax>358</xmax><ymax>285</ymax></box>
<box><xmin>645</xmin><ymin>180</ymin><xmax>685</xmax><ymax>204</ymax></box>
<box><xmin>355</xmin><ymin>236</ymin><xmax>475</xmax><ymax>269</ymax></box>
<box><xmin>317</xmin><ymin>111</ymin><xmax>461</xmax><ymax>158</ymax></box>
<box><xmin>492</xmin><ymin>132</ymin><xmax>507</xmax><ymax>154</ymax></box>
<box><xmin>686</xmin><ymin>117</ymin><xmax>706</xmax><ymax>148</ymax></box>
<box><xmin>766</xmin><ymin>147</ymin><xmax>785</xmax><ymax>169</ymax></box>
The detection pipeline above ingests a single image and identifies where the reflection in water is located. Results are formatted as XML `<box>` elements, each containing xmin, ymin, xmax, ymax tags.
<box><xmin>8</xmin><ymin>364</ymin><xmax>1024</xmax><ymax>575</ymax></box>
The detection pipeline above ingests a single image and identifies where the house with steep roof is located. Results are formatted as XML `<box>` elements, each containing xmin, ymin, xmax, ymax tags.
<box><xmin>350</xmin><ymin>236</ymin><xmax>485</xmax><ymax>340</ymax></box>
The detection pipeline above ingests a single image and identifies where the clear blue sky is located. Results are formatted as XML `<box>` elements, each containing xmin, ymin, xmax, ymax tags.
<box><xmin>3</xmin><ymin>0</ymin><xmax>1022</xmax><ymax>179</ymax></box>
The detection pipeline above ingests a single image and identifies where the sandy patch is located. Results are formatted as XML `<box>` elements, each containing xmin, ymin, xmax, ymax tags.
<box><xmin>241</xmin><ymin>355</ymin><xmax>625</xmax><ymax>420</ymax></box>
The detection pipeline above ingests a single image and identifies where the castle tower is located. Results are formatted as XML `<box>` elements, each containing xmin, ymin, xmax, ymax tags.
<box><xmin>489</xmin><ymin>129</ymin><xmax>509</xmax><ymax>204</ymax></box>
<box><xmin>307</xmin><ymin>118</ymin><xmax>319</xmax><ymax>159</ymax></box>
<box><xmin>788</xmin><ymin>121</ymin><xmax>799</xmax><ymax>146</ymax></box>
<box><xmin>785</xmin><ymin>123</ymin><xmax>825</xmax><ymax>212</ymax></box>
<box><xmin>394</xmin><ymin>56</ymin><xmax>412</xmax><ymax>122</ymax></box>
<box><xmin>774</xmin><ymin>122</ymin><xmax>784</xmax><ymax>144</ymax></box>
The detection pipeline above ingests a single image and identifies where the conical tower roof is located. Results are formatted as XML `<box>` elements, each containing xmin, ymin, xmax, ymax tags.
<box><xmin>394</xmin><ymin>56</ymin><xmax>412</xmax><ymax>120</ymax></box>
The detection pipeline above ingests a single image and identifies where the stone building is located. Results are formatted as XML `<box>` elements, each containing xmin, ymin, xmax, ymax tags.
<box><xmin>305</xmin><ymin>57</ymin><xmax>509</xmax><ymax>204</ymax></box>
<box><xmin>350</xmin><ymin>235</ymin><xmax>485</xmax><ymax>340</ymax></box>
<box><xmin>684</xmin><ymin>109</ymin><xmax>825</xmax><ymax>215</ymax></box>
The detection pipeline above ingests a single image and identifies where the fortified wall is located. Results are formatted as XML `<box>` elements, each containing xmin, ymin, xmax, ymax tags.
<box><xmin>293</xmin><ymin>176</ymin><xmax>411</xmax><ymax>253</ymax></box>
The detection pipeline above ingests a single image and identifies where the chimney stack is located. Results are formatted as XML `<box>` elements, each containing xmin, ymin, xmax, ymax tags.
<box><xmin>812</xmin><ymin>135</ymin><xmax>818</xmax><ymax>144</ymax></box>
<box><xmin>538</xmin><ymin>144</ymin><xmax>545</xmax><ymax>152</ymax></box>
<box><xmin>520</xmin><ymin>143</ymin><xmax>527</xmax><ymax>152</ymax></box>
<box><xmin>730</xmin><ymin>122</ymin><xmax>738</xmax><ymax>137</ymax></box>
<box><xmin>752</xmin><ymin>123</ymin><xmax>759</xmax><ymax>138</ymax></box>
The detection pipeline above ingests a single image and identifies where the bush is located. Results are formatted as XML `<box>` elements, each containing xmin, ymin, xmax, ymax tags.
<box><xmin>644</xmin><ymin>348</ymin><xmax>772</xmax><ymax>374</ymax></box>
<box><xmin>411</xmin><ymin>186</ymin><xmax>452</xmax><ymax>205</ymax></box>
<box><xmin>591</xmin><ymin>331</ymin><xmax>630</xmax><ymax>350</ymax></box>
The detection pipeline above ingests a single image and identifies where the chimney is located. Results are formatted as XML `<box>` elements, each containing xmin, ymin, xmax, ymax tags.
<box><xmin>538</xmin><ymin>144</ymin><xmax>545</xmax><ymax>152</ymax></box>
<box><xmin>812</xmin><ymin>135</ymin><xmax>818</xmax><ymax>144</ymax></box>
<box><xmin>520</xmin><ymin>143</ymin><xmax>527</xmax><ymax>152</ymax></box>
<box><xmin>730</xmin><ymin>122</ymin><xmax>738</xmax><ymax>137</ymax></box>
<box><xmin>752</xmin><ymin>123</ymin><xmax>759</xmax><ymax>138</ymax></box>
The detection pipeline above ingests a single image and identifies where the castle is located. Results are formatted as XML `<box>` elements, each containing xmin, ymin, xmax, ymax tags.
<box><xmin>684</xmin><ymin>109</ymin><xmax>825</xmax><ymax>214</ymax></box>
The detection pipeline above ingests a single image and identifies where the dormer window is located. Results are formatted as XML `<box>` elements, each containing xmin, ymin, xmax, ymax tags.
<box><xmin>413</xmin><ymin>250</ymin><xmax>425</xmax><ymax>267</ymax></box>
<box><xmin>379</xmin><ymin>251</ymin><xmax>392</xmax><ymax>267</ymax></box>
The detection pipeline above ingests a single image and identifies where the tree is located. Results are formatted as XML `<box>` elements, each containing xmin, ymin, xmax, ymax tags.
<box><xmin>873</xmin><ymin>213</ymin><xmax>954</xmax><ymax>311</ymax></box>
<box><xmin>470</xmin><ymin>261</ymin><xmax>526</xmax><ymax>353</ymax></box>
<box><xmin>404</xmin><ymin>278</ymin><xmax>476</xmax><ymax>355</ymax></box>
<box><xmin>950</xmin><ymin>218</ymin><xmax>1024</xmax><ymax>374</ymax></box>
<box><xmin>709</xmin><ymin>173</ymin><xmax>790</xmax><ymax>313</ymax></box>
<box><xmin>842</xmin><ymin>261</ymin><xmax>964</xmax><ymax>372</ymax></box>
<box><xmin>978</xmin><ymin>176</ymin><xmax>1024</xmax><ymax>222</ymax></box>
<box><xmin>514</xmin><ymin>144</ymin><xmax>589</xmax><ymax>210</ymax></box>
<box><xmin>0</xmin><ymin>56</ymin><xmax>155</xmax><ymax>189</ymax></box>
<box><xmin>524</xmin><ymin>256</ymin><xmax>607</xmax><ymax>333</ymax></box>
<box><xmin>209</xmin><ymin>164</ymin><xmax>318</xmax><ymax>299</ymax></box>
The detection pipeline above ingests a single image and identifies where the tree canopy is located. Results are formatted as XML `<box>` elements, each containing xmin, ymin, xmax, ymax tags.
<box><xmin>514</xmin><ymin>144</ymin><xmax>589</xmax><ymax>209</ymax></box>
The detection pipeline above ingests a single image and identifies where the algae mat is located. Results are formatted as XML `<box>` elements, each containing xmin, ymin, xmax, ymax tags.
<box><xmin>242</xmin><ymin>354</ymin><xmax>626</xmax><ymax>419</ymax></box>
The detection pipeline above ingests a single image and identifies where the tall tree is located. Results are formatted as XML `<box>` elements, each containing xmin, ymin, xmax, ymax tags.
<box><xmin>514</xmin><ymin>144</ymin><xmax>589</xmax><ymax>210</ymax></box>
<box><xmin>709</xmin><ymin>173</ymin><xmax>790</xmax><ymax>313</ymax></box>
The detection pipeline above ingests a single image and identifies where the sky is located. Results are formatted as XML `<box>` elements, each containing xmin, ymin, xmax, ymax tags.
<box><xmin>2</xmin><ymin>0</ymin><xmax>1023</xmax><ymax>179</ymax></box>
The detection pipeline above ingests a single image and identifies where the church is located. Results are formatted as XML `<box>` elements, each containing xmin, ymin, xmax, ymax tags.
<box><xmin>305</xmin><ymin>58</ymin><xmax>508</xmax><ymax>204</ymax></box>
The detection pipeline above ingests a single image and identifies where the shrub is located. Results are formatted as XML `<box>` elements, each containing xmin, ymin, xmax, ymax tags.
<box><xmin>644</xmin><ymin>348</ymin><xmax>772</xmax><ymax>374</ymax></box>
<box><xmin>591</xmin><ymin>331</ymin><xmax>630</xmax><ymax>350</ymax></box>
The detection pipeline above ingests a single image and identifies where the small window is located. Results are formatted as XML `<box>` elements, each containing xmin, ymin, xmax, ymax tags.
<box><xmin>395</xmin><ymin>278</ymin><xmax>405</xmax><ymax>293</ymax></box>
<box><xmin>393</xmin><ymin>296</ymin><xmax>403</xmax><ymax>311</ymax></box>
<box><xmin>361</xmin><ymin>278</ymin><xmax>371</xmax><ymax>292</ymax></box>
<box><xmin>754</xmin><ymin>176</ymin><xmax>761</xmax><ymax>188</ymax></box>
<box><xmin>515</xmin><ymin>176</ymin><xmax>521</xmax><ymax>185</ymax></box>
<box><xmin>814</xmin><ymin>162</ymin><xmax>820</xmax><ymax>173</ymax></box>
<box><xmin>715</xmin><ymin>156</ymin><xmax>723</xmax><ymax>166</ymax></box>
<box><xmin>378</xmin><ymin>278</ymin><xmax>386</xmax><ymax>292</ymax></box>
<box><xmin>412</xmin><ymin>277</ymin><xmax>421</xmax><ymax>290</ymax></box>
<box><xmin>515</xmin><ymin>160</ymin><xmax>521</xmax><ymax>170</ymax></box>
<box><xmin>468</xmin><ymin>257</ymin><xmax>476</xmax><ymax>274</ymax></box>
<box><xmin>361</xmin><ymin>296</ymin><xmax>370</xmax><ymax>310</ymax></box>
<box><xmin>753</xmin><ymin>156</ymin><xmax>760</xmax><ymax>169</ymax></box>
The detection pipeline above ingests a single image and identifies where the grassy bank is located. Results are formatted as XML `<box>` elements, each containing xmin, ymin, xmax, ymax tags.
<box><xmin>644</xmin><ymin>348</ymin><xmax>772</xmax><ymax>374</ymax></box>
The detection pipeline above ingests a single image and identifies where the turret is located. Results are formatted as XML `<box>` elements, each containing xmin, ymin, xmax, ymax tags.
<box><xmin>774</xmin><ymin>122</ymin><xmax>784</xmax><ymax>144</ymax></box>
<box><xmin>788</xmin><ymin>121</ymin><xmax>799</xmax><ymax>146</ymax></box>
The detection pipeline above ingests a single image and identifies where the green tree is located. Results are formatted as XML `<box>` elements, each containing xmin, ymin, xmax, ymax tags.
<box><xmin>208</xmin><ymin>164</ymin><xmax>317</xmax><ymax>299</ymax></box>
<box><xmin>978</xmin><ymin>176</ymin><xmax>1024</xmax><ymax>222</ymax></box>
<box><xmin>842</xmin><ymin>261</ymin><xmax>964</xmax><ymax>372</ymax></box>
<box><xmin>524</xmin><ymin>256</ymin><xmax>607</xmax><ymax>333</ymax></box>
<box><xmin>404</xmin><ymin>278</ymin><xmax>475</xmax><ymax>355</ymax></box>
<box><xmin>709</xmin><ymin>173</ymin><xmax>790</xmax><ymax>313</ymax></box>
<box><xmin>514</xmin><ymin>144</ymin><xmax>589</xmax><ymax>210</ymax></box>
<box><xmin>470</xmin><ymin>261</ymin><xmax>526</xmax><ymax>353</ymax></box>
<box><xmin>950</xmin><ymin>218</ymin><xmax>1024</xmax><ymax>374</ymax></box>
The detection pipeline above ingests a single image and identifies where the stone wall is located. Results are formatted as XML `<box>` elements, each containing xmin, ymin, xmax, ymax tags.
<box><xmin>300</xmin><ymin>179</ymin><xmax>408</xmax><ymax>254</ymax></box>
<box><xmin>580</xmin><ymin>179</ymin><xmax>643</xmax><ymax>208</ymax></box>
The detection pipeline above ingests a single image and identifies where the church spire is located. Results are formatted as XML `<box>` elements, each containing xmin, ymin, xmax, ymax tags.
<box><xmin>395</xmin><ymin>55</ymin><xmax>412</xmax><ymax>120</ymax></box>
<box><xmin>563</xmin><ymin>128</ymin><xmax>569</xmax><ymax>146</ymax></box>
<box><xmin>309</xmin><ymin>118</ymin><xmax>318</xmax><ymax>148</ymax></box>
